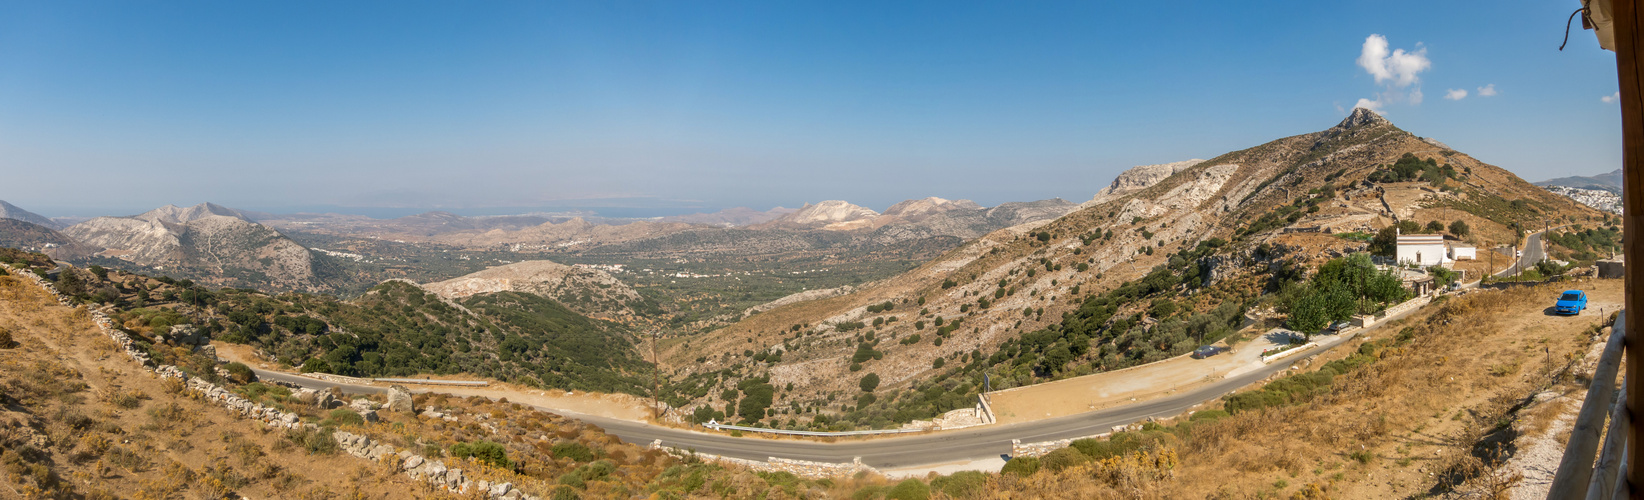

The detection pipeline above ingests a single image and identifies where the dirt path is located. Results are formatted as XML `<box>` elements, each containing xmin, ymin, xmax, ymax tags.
<box><xmin>987</xmin><ymin>328</ymin><xmax>1302</xmax><ymax>424</ymax></box>
<box><xmin>213</xmin><ymin>342</ymin><xmax>654</xmax><ymax>423</ymax></box>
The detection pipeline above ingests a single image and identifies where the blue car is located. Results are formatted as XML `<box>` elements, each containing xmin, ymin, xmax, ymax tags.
<box><xmin>1555</xmin><ymin>290</ymin><xmax>1588</xmax><ymax>315</ymax></box>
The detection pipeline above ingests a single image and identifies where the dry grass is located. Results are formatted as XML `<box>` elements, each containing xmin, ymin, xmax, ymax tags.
<box><xmin>0</xmin><ymin>275</ymin><xmax>435</xmax><ymax>499</ymax></box>
<box><xmin>998</xmin><ymin>280</ymin><xmax>1617</xmax><ymax>499</ymax></box>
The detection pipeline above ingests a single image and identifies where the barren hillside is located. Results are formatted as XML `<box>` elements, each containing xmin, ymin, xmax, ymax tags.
<box><xmin>661</xmin><ymin>108</ymin><xmax>1608</xmax><ymax>429</ymax></box>
<box><xmin>62</xmin><ymin>203</ymin><xmax>321</xmax><ymax>291</ymax></box>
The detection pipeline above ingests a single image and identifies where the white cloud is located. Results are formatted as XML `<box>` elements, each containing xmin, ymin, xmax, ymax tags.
<box><xmin>1357</xmin><ymin>34</ymin><xmax>1430</xmax><ymax>88</ymax></box>
<box><xmin>1444</xmin><ymin>88</ymin><xmax>1468</xmax><ymax>100</ymax></box>
<box><xmin>1603</xmin><ymin>91</ymin><xmax>1621</xmax><ymax>103</ymax></box>
<box><xmin>1353</xmin><ymin>34</ymin><xmax>1431</xmax><ymax>113</ymax></box>
<box><xmin>1476</xmin><ymin>84</ymin><xmax>1497</xmax><ymax>96</ymax></box>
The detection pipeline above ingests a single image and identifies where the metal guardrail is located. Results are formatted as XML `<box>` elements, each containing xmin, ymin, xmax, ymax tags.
<box><xmin>1549</xmin><ymin>311</ymin><xmax>1627</xmax><ymax>500</ymax></box>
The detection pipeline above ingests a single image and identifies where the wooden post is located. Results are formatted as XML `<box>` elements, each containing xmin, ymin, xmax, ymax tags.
<box><xmin>1617</xmin><ymin>0</ymin><xmax>1644</xmax><ymax>496</ymax></box>
<box><xmin>650</xmin><ymin>330</ymin><xmax>661</xmax><ymax>420</ymax></box>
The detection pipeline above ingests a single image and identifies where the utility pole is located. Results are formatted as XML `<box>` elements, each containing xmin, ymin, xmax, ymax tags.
<box><xmin>650</xmin><ymin>330</ymin><xmax>661</xmax><ymax>420</ymax></box>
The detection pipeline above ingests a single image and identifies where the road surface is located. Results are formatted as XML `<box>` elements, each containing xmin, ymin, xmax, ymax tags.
<box><xmin>251</xmin><ymin>308</ymin><xmax>1419</xmax><ymax>469</ymax></box>
<box><xmin>1497</xmin><ymin>228</ymin><xmax>1551</xmax><ymax>277</ymax></box>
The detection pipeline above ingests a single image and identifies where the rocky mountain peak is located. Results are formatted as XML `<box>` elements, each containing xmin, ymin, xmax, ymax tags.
<box><xmin>136</xmin><ymin>202</ymin><xmax>252</xmax><ymax>224</ymax></box>
<box><xmin>1085</xmin><ymin>159</ymin><xmax>1206</xmax><ymax>207</ymax></box>
<box><xmin>1333</xmin><ymin>107</ymin><xmax>1391</xmax><ymax>131</ymax></box>
<box><xmin>883</xmin><ymin>197</ymin><xmax>983</xmax><ymax>219</ymax></box>
<box><xmin>780</xmin><ymin>200</ymin><xmax>880</xmax><ymax>226</ymax></box>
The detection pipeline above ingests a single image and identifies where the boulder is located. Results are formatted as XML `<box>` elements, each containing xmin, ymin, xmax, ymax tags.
<box><xmin>360</xmin><ymin>409</ymin><xmax>379</xmax><ymax>423</ymax></box>
<box><xmin>387</xmin><ymin>385</ymin><xmax>414</xmax><ymax>412</ymax></box>
<box><xmin>168</xmin><ymin>324</ymin><xmax>206</xmax><ymax>345</ymax></box>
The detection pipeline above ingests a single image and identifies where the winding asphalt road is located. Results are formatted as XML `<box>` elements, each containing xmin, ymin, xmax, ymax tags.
<box><xmin>1496</xmin><ymin>228</ymin><xmax>1553</xmax><ymax>277</ymax></box>
<box><xmin>251</xmin><ymin>312</ymin><xmax>1414</xmax><ymax>469</ymax></box>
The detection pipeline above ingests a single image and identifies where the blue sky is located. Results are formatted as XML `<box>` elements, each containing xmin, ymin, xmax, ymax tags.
<box><xmin>0</xmin><ymin>1</ymin><xmax>1624</xmax><ymax>217</ymax></box>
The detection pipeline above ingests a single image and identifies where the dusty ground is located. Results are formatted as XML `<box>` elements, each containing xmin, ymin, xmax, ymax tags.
<box><xmin>1177</xmin><ymin>278</ymin><xmax>1621</xmax><ymax>499</ymax></box>
<box><xmin>987</xmin><ymin>328</ymin><xmax>1299</xmax><ymax>424</ymax></box>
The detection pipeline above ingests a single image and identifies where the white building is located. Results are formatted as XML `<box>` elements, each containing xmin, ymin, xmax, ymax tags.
<box><xmin>1448</xmin><ymin>243</ymin><xmax>1476</xmax><ymax>261</ymax></box>
<box><xmin>1396</xmin><ymin>233</ymin><xmax>1449</xmax><ymax>266</ymax></box>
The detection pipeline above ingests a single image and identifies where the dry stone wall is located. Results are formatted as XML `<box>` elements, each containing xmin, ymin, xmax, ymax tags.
<box><xmin>654</xmin><ymin>441</ymin><xmax>881</xmax><ymax>479</ymax></box>
<box><xmin>2</xmin><ymin>264</ymin><xmax>541</xmax><ymax>500</ymax></box>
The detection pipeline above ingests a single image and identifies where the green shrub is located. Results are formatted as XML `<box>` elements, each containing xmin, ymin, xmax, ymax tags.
<box><xmin>1000</xmin><ymin>456</ymin><xmax>1039</xmax><ymax>476</ymax></box>
<box><xmin>583</xmin><ymin>459</ymin><xmax>616</xmax><ymax>479</ymax></box>
<box><xmin>558</xmin><ymin>471</ymin><xmax>585</xmax><ymax>488</ymax></box>
<box><xmin>549</xmin><ymin>485</ymin><xmax>580</xmax><ymax>500</ymax></box>
<box><xmin>929</xmin><ymin>471</ymin><xmax>987</xmax><ymax>498</ymax></box>
<box><xmin>1040</xmin><ymin>447</ymin><xmax>1090</xmax><ymax>472</ymax></box>
<box><xmin>222</xmin><ymin>362</ymin><xmax>254</xmax><ymax>383</ymax></box>
<box><xmin>1068</xmin><ymin>431</ymin><xmax>1166</xmax><ymax>460</ymax></box>
<box><xmin>450</xmin><ymin>440</ymin><xmax>512</xmax><ymax>469</ymax></box>
<box><xmin>285</xmin><ymin>427</ymin><xmax>338</xmax><ymax>455</ymax></box>
<box><xmin>299</xmin><ymin>358</ymin><xmax>331</xmax><ymax>374</ymax></box>
<box><xmin>885</xmin><ymin>479</ymin><xmax>931</xmax><ymax>500</ymax></box>
<box><xmin>325</xmin><ymin>408</ymin><xmax>364</xmax><ymax>426</ymax></box>
<box><xmin>1190</xmin><ymin>409</ymin><xmax>1230</xmax><ymax>421</ymax></box>
<box><xmin>552</xmin><ymin>441</ymin><xmax>595</xmax><ymax>462</ymax></box>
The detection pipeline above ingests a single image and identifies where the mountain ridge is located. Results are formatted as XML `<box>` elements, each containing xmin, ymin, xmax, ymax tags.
<box><xmin>661</xmin><ymin>107</ymin><xmax>1605</xmax><ymax>430</ymax></box>
<box><xmin>1536</xmin><ymin>168</ymin><xmax>1623</xmax><ymax>193</ymax></box>
<box><xmin>0</xmin><ymin>200</ymin><xmax>63</xmax><ymax>229</ymax></box>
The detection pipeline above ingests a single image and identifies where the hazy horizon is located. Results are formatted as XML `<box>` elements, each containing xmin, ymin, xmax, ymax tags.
<box><xmin>1</xmin><ymin>1</ymin><xmax>1624</xmax><ymax>218</ymax></box>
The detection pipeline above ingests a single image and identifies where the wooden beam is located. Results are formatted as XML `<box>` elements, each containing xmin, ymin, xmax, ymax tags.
<box><xmin>1617</xmin><ymin>0</ymin><xmax>1644</xmax><ymax>496</ymax></box>
<box><xmin>1550</xmin><ymin>318</ymin><xmax>1627</xmax><ymax>498</ymax></box>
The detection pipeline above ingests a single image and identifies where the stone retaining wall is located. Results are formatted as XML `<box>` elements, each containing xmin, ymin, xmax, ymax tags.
<box><xmin>1</xmin><ymin>265</ymin><xmax>542</xmax><ymax>500</ymax></box>
<box><xmin>1008</xmin><ymin>415</ymin><xmax>1180</xmax><ymax>458</ymax></box>
<box><xmin>653</xmin><ymin>441</ymin><xmax>881</xmax><ymax>479</ymax></box>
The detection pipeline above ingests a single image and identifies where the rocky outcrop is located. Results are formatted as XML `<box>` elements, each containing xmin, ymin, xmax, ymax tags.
<box><xmin>1086</xmin><ymin>159</ymin><xmax>1206</xmax><ymax>207</ymax></box>
<box><xmin>62</xmin><ymin>203</ymin><xmax>319</xmax><ymax>290</ymax></box>
<box><xmin>421</xmin><ymin>260</ymin><xmax>640</xmax><ymax>317</ymax></box>
<box><xmin>1312</xmin><ymin>107</ymin><xmax>1396</xmax><ymax>149</ymax></box>
<box><xmin>387</xmin><ymin>385</ymin><xmax>415</xmax><ymax>412</ymax></box>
